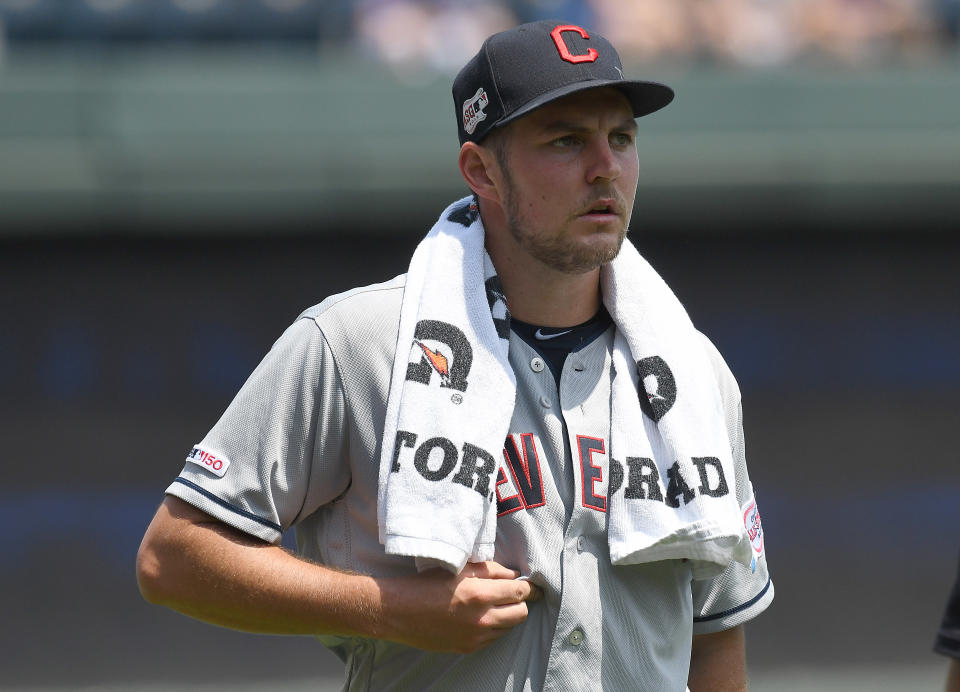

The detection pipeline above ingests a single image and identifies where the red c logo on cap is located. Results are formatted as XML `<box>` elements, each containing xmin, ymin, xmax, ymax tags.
<box><xmin>550</xmin><ymin>25</ymin><xmax>599</xmax><ymax>64</ymax></box>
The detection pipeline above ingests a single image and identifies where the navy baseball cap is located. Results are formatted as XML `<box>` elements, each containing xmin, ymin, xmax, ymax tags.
<box><xmin>453</xmin><ymin>20</ymin><xmax>674</xmax><ymax>145</ymax></box>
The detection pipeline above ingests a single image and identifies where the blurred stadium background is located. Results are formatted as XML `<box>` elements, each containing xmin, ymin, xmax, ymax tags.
<box><xmin>1</xmin><ymin>0</ymin><xmax>958</xmax><ymax>690</ymax></box>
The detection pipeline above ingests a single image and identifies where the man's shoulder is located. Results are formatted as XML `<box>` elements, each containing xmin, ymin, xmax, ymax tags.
<box><xmin>294</xmin><ymin>274</ymin><xmax>406</xmax><ymax>356</ymax></box>
<box><xmin>298</xmin><ymin>274</ymin><xmax>405</xmax><ymax>327</ymax></box>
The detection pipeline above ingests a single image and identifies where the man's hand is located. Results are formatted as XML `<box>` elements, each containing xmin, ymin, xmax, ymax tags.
<box><xmin>374</xmin><ymin>561</ymin><xmax>542</xmax><ymax>654</ymax></box>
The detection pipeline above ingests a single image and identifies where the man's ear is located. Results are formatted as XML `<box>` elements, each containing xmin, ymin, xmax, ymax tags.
<box><xmin>458</xmin><ymin>142</ymin><xmax>503</xmax><ymax>206</ymax></box>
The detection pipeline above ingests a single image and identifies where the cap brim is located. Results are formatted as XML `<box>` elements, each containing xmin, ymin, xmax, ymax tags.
<box><xmin>496</xmin><ymin>79</ymin><xmax>674</xmax><ymax>130</ymax></box>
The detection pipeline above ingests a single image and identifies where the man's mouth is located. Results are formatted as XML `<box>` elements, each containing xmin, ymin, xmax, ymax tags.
<box><xmin>581</xmin><ymin>200</ymin><xmax>620</xmax><ymax>217</ymax></box>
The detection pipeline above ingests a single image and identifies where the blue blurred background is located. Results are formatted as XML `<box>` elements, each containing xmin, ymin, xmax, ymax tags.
<box><xmin>1</xmin><ymin>0</ymin><xmax>958</xmax><ymax>689</ymax></box>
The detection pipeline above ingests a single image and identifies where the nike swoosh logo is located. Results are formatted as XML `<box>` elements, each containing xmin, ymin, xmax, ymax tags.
<box><xmin>534</xmin><ymin>328</ymin><xmax>573</xmax><ymax>340</ymax></box>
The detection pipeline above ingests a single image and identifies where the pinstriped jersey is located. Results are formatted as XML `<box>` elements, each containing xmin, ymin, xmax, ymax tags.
<box><xmin>166</xmin><ymin>274</ymin><xmax>773</xmax><ymax>691</ymax></box>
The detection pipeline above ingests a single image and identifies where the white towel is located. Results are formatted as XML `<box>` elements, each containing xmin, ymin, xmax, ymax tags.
<box><xmin>378</xmin><ymin>197</ymin><xmax>752</xmax><ymax>577</ymax></box>
<box><xmin>603</xmin><ymin>245</ymin><xmax>751</xmax><ymax>577</ymax></box>
<box><xmin>376</xmin><ymin>198</ymin><xmax>515</xmax><ymax>572</ymax></box>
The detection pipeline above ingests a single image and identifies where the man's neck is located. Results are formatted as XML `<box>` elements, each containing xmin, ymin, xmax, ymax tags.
<box><xmin>485</xmin><ymin>238</ymin><xmax>602</xmax><ymax>327</ymax></box>
<box><xmin>501</xmin><ymin>265</ymin><xmax>602</xmax><ymax>327</ymax></box>
<box><xmin>478</xmin><ymin>197</ymin><xmax>604</xmax><ymax>327</ymax></box>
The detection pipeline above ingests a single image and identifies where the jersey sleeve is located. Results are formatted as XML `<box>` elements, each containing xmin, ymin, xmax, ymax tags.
<box><xmin>935</xmin><ymin>552</ymin><xmax>960</xmax><ymax>659</ymax></box>
<box><xmin>691</xmin><ymin>333</ymin><xmax>774</xmax><ymax>634</ymax></box>
<box><xmin>165</xmin><ymin>316</ymin><xmax>351</xmax><ymax>544</ymax></box>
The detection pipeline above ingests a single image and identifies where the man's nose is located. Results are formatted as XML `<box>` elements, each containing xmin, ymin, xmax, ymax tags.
<box><xmin>585</xmin><ymin>138</ymin><xmax>621</xmax><ymax>183</ymax></box>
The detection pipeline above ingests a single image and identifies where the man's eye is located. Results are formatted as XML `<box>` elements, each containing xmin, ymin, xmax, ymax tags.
<box><xmin>553</xmin><ymin>135</ymin><xmax>579</xmax><ymax>148</ymax></box>
<box><xmin>612</xmin><ymin>132</ymin><xmax>634</xmax><ymax>147</ymax></box>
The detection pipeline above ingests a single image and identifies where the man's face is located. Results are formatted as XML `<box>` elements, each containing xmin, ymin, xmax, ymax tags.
<box><xmin>489</xmin><ymin>87</ymin><xmax>640</xmax><ymax>275</ymax></box>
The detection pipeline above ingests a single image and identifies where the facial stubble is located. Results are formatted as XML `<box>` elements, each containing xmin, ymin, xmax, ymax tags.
<box><xmin>495</xmin><ymin>146</ymin><xmax>629</xmax><ymax>275</ymax></box>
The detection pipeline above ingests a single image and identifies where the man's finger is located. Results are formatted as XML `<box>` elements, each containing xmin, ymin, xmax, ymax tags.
<box><xmin>467</xmin><ymin>560</ymin><xmax>520</xmax><ymax>580</ymax></box>
<box><xmin>485</xmin><ymin>601</ymin><xmax>530</xmax><ymax>628</ymax></box>
<box><xmin>486</xmin><ymin>577</ymin><xmax>541</xmax><ymax>605</ymax></box>
<box><xmin>523</xmin><ymin>581</ymin><xmax>543</xmax><ymax>602</ymax></box>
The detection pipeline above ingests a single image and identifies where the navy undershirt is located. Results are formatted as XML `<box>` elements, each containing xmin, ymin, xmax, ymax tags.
<box><xmin>510</xmin><ymin>307</ymin><xmax>614</xmax><ymax>384</ymax></box>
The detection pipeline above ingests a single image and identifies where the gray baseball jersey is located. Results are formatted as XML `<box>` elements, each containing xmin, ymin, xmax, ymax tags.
<box><xmin>166</xmin><ymin>274</ymin><xmax>773</xmax><ymax>691</ymax></box>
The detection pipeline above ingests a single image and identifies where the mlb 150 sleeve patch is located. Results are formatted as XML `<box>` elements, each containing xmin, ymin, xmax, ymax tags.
<box><xmin>185</xmin><ymin>445</ymin><xmax>231</xmax><ymax>478</ymax></box>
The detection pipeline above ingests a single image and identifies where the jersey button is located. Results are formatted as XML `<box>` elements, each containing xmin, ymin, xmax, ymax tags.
<box><xmin>568</xmin><ymin>629</ymin><xmax>584</xmax><ymax>646</ymax></box>
<box><xmin>539</xmin><ymin>395</ymin><xmax>551</xmax><ymax>408</ymax></box>
<box><xmin>576</xmin><ymin>536</ymin><xmax>585</xmax><ymax>552</ymax></box>
<box><xmin>530</xmin><ymin>357</ymin><xmax>545</xmax><ymax>373</ymax></box>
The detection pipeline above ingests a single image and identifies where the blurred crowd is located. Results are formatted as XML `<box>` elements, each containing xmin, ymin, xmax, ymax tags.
<box><xmin>0</xmin><ymin>0</ymin><xmax>957</xmax><ymax>70</ymax></box>
<box><xmin>357</xmin><ymin>0</ymin><xmax>960</xmax><ymax>70</ymax></box>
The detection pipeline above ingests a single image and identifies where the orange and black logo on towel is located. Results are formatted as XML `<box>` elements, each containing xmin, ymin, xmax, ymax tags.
<box><xmin>406</xmin><ymin>320</ymin><xmax>473</xmax><ymax>393</ymax></box>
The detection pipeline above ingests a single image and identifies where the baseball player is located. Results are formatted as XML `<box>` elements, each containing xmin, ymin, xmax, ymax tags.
<box><xmin>936</xmin><ymin>552</ymin><xmax>960</xmax><ymax>692</ymax></box>
<box><xmin>138</xmin><ymin>20</ymin><xmax>773</xmax><ymax>691</ymax></box>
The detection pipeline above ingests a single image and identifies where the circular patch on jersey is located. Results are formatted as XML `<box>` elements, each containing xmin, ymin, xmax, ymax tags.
<box><xmin>743</xmin><ymin>499</ymin><xmax>764</xmax><ymax>555</ymax></box>
<box><xmin>636</xmin><ymin>356</ymin><xmax>677</xmax><ymax>422</ymax></box>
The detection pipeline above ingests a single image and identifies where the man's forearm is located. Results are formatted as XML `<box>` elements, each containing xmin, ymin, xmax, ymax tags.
<box><xmin>136</xmin><ymin>496</ymin><xmax>537</xmax><ymax>652</ymax></box>
<box><xmin>136</xmin><ymin>496</ymin><xmax>382</xmax><ymax>637</ymax></box>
